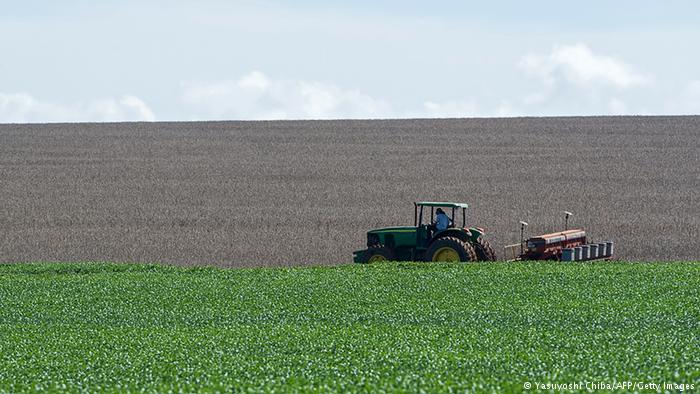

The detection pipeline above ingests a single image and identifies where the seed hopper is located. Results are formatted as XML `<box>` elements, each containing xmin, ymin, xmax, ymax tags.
<box><xmin>504</xmin><ymin>211</ymin><xmax>614</xmax><ymax>261</ymax></box>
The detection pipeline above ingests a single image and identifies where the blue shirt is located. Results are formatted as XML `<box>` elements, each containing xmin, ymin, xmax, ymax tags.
<box><xmin>436</xmin><ymin>213</ymin><xmax>450</xmax><ymax>231</ymax></box>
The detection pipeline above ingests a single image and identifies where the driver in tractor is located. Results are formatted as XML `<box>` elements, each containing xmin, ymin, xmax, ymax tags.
<box><xmin>429</xmin><ymin>208</ymin><xmax>451</xmax><ymax>237</ymax></box>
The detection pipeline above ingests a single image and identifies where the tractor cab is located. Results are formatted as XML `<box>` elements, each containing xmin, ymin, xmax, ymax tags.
<box><xmin>354</xmin><ymin>201</ymin><xmax>496</xmax><ymax>263</ymax></box>
<box><xmin>414</xmin><ymin>201</ymin><xmax>469</xmax><ymax>239</ymax></box>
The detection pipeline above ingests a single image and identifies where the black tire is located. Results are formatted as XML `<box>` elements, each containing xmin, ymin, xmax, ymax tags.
<box><xmin>361</xmin><ymin>245</ymin><xmax>394</xmax><ymax>263</ymax></box>
<box><xmin>472</xmin><ymin>236</ymin><xmax>497</xmax><ymax>261</ymax></box>
<box><xmin>424</xmin><ymin>236</ymin><xmax>477</xmax><ymax>262</ymax></box>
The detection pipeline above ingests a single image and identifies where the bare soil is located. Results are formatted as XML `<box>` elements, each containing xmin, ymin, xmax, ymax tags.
<box><xmin>1</xmin><ymin>116</ymin><xmax>697</xmax><ymax>266</ymax></box>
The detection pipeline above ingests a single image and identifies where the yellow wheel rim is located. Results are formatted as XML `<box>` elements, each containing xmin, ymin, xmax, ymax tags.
<box><xmin>432</xmin><ymin>247</ymin><xmax>460</xmax><ymax>262</ymax></box>
<box><xmin>368</xmin><ymin>254</ymin><xmax>387</xmax><ymax>263</ymax></box>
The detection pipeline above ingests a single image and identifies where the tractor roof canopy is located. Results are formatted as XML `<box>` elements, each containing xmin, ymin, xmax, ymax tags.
<box><xmin>415</xmin><ymin>201</ymin><xmax>468</xmax><ymax>209</ymax></box>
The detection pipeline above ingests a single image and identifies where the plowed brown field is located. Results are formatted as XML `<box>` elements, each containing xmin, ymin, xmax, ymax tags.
<box><xmin>1</xmin><ymin>116</ymin><xmax>697</xmax><ymax>266</ymax></box>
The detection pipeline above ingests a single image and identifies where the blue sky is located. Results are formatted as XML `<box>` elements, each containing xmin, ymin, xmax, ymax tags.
<box><xmin>1</xmin><ymin>0</ymin><xmax>699</xmax><ymax>122</ymax></box>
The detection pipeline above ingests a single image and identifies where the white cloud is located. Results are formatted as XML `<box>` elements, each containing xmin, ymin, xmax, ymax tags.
<box><xmin>182</xmin><ymin>70</ymin><xmax>540</xmax><ymax>120</ymax></box>
<box><xmin>519</xmin><ymin>43</ymin><xmax>648</xmax><ymax>88</ymax></box>
<box><xmin>515</xmin><ymin>44</ymin><xmax>655</xmax><ymax>115</ymax></box>
<box><xmin>0</xmin><ymin>93</ymin><xmax>155</xmax><ymax>123</ymax></box>
<box><xmin>182</xmin><ymin>71</ymin><xmax>544</xmax><ymax>120</ymax></box>
<box><xmin>119</xmin><ymin>95</ymin><xmax>156</xmax><ymax>122</ymax></box>
<box><xmin>237</xmin><ymin>70</ymin><xmax>271</xmax><ymax>90</ymax></box>
<box><xmin>181</xmin><ymin>70</ymin><xmax>393</xmax><ymax>120</ymax></box>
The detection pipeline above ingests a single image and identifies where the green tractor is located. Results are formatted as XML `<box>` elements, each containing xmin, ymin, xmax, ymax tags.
<box><xmin>353</xmin><ymin>202</ymin><xmax>497</xmax><ymax>263</ymax></box>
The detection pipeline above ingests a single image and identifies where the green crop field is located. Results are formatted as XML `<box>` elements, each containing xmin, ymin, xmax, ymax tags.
<box><xmin>0</xmin><ymin>262</ymin><xmax>698</xmax><ymax>393</ymax></box>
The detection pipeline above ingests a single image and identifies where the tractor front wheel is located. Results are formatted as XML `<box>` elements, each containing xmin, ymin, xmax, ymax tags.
<box><xmin>361</xmin><ymin>245</ymin><xmax>394</xmax><ymax>263</ymax></box>
<box><xmin>472</xmin><ymin>236</ymin><xmax>497</xmax><ymax>261</ymax></box>
<box><xmin>424</xmin><ymin>236</ymin><xmax>477</xmax><ymax>262</ymax></box>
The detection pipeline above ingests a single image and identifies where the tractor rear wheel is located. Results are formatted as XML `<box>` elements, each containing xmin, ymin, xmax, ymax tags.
<box><xmin>361</xmin><ymin>245</ymin><xmax>394</xmax><ymax>263</ymax></box>
<box><xmin>424</xmin><ymin>236</ymin><xmax>477</xmax><ymax>262</ymax></box>
<box><xmin>472</xmin><ymin>236</ymin><xmax>497</xmax><ymax>261</ymax></box>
